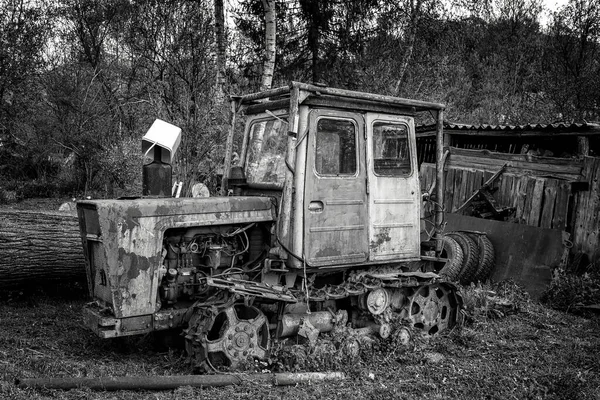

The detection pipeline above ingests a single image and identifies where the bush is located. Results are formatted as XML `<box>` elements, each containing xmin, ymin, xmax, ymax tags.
<box><xmin>0</xmin><ymin>188</ymin><xmax>17</xmax><ymax>204</ymax></box>
<box><xmin>459</xmin><ymin>280</ymin><xmax>530</xmax><ymax>321</ymax></box>
<box><xmin>94</xmin><ymin>138</ymin><xmax>143</xmax><ymax>197</ymax></box>
<box><xmin>542</xmin><ymin>267</ymin><xmax>600</xmax><ymax>314</ymax></box>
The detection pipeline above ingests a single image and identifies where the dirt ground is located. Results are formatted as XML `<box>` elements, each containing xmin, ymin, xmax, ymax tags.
<box><xmin>1</xmin><ymin>199</ymin><xmax>598</xmax><ymax>399</ymax></box>
<box><xmin>0</xmin><ymin>286</ymin><xmax>598</xmax><ymax>400</ymax></box>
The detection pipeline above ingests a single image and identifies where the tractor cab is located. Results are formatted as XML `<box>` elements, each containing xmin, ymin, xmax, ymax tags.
<box><xmin>227</xmin><ymin>83</ymin><xmax>444</xmax><ymax>271</ymax></box>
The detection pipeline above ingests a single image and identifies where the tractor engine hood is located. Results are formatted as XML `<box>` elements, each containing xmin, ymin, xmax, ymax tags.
<box><xmin>76</xmin><ymin>196</ymin><xmax>276</xmax><ymax>318</ymax></box>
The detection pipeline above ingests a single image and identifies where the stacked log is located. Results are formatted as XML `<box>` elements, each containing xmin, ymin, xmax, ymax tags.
<box><xmin>0</xmin><ymin>210</ymin><xmax>86</xmax><ymax>290</ymax></box>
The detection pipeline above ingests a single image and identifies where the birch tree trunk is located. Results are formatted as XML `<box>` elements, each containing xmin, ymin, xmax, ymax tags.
<box><xmin>0</xmin><ymin>210</ymin><xmax>87</xmax><ymax>289</ymax></box>
<box><xmin>261</xmin><ymin>0</ymin><xmax>276</xmax><ymax>91</ymax></box>
<box><xmin>394</xmin><ymin>0</ymin><xmax>423</xmax><ymax>95</ymax></box>
<box><xmin>214</xmin><ymin>0</ymin><xmax>227</xmax><ymax>102</ymax></box>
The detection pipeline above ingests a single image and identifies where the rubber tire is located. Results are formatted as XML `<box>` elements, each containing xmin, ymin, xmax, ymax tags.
<box><xmin>437</xmin><ymin>235</ymin><xmax>464</xmax><ymax>282</ymax></box>
<box><xmin>448</xmin><ymin>232</ymin><xmax>479</xmax><ymax>285</ymax></box>
<box><xmin>467</xmin><ymin>233</ymin><xmax>495</xmax><ymax>282</ymax></box>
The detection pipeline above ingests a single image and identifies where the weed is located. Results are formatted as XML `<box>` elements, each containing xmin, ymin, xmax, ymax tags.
<box><xmin>542</xmin><ymin>267</ymin><xmax>600</xmax><ymax>314</ymax></box>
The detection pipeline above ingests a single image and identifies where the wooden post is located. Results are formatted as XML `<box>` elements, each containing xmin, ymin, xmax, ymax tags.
<box><xmin>435</xmin><ymin>109</ymin><xmax>445</xmax><ymax>253</ymax></box>
<box><xmin>577</xmin><ymin>136</ymin><xmax>590</xmax><ymax>157</ymax></box>
<box><xmin>221</xmin><ymin>99</ymin><xmax>238</xmax><ymax>195</ymax></box>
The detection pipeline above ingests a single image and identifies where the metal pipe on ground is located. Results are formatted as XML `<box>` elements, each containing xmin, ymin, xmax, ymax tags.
<box><xmin>16</xmin><ymin>372</ymin><xmax>346</xmax><ymax>391</ymax></box>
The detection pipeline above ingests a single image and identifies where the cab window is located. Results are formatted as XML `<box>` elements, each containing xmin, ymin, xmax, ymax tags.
<box><xmin>372</xmin><ymin>122</ymin><xmax>411</xmax><ymax>176</ymax></box>
<box><xmin>315</xmin><ymin>118</ymin><xmax>357</xmax><ymax>176</ymax></box>
<box><xmin>246</xmin><ymin>118</ymin><xmax>288</xmax><ymax>185</ymax></box>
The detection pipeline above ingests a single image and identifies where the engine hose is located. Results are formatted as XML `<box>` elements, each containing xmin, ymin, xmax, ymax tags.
<box><xmin>276</xmin><ymin>237</ymin><xmax>304</xmax><ymax>263</ymax></box>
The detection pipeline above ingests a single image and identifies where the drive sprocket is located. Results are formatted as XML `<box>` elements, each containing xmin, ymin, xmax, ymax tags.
<box><xmin>407</xmin><ymin>283</ymin><xmax>461</xmax><ymax>334</ymax></box>
<box><xmin>185</xmin><ymin>304</ymin><xmax>270</xmax><ymax>371</ymax></box>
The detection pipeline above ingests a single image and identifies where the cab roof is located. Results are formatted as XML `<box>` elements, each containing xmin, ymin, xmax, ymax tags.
<box><xmin>234</xmin><ymin>82</ymin><xmax>445</xmax><ymax>116</ymax></box>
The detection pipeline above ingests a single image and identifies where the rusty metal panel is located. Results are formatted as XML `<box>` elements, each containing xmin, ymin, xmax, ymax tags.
<box><xmin>366</xmin><ymin>114</ymin><xmax>421</xmax><ymax>261</ymax></box>
<box><xmin>121</xmin><ymin>315</ymin><xmax>152</xmax><ymax>334</ymax></box>
<box><xmin>89</xmin><ymin>242</ymin><xmax>112</xmax><ymax>304</ymax></box>
<box><xmin>77</xmin><ymin>197</ymin><xmax>276</xmax><ymax>318</ymax></box>
<box><xmin>445</xmin><ymin>213</ymin><xmax>565</xmax><ymax>298</ymax></box>
<box><xmin>304</xmin><ymin>109</ymin><xmax>368</xmax><ymax>266</ymax></box>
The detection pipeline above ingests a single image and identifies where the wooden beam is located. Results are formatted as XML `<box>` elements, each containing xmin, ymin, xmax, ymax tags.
<box><xmin>446</xmin><ymin>147</ymin><xmax>584</xmax><ymax>181</ymax></box>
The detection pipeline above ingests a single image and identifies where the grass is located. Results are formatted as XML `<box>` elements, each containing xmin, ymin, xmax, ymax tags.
<box><xmin>1</xmin><ymin>283</ymin><xmax>599</xmax><ymax>400</ymax></box>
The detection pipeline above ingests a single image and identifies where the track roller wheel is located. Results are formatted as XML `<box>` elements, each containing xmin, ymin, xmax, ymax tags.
<box><xmin>408</xmin><ymin>283</ymin><xmax>460</xmax><ymax>335</ymax></box>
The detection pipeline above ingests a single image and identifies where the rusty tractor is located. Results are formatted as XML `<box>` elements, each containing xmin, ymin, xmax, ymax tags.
<box><xmin>77</xmin><ymin>82</ymin><xmax>466</xmax><ymax>371</ymax></box>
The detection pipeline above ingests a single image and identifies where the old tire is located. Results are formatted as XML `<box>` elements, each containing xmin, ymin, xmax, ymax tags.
<box><xmin>448</xmin><ymin>232</ymin><xmax>479</xmax><ymax>285</ymax></box>
<box><xmin>436</xmin><ymin>236</ymin><xmax>464</xmax><ymax>281</ymax></box>
<box><xmin>467</xmin><ymin>233</ymin><xmax>495</xmax><ymax>282</ymax></box>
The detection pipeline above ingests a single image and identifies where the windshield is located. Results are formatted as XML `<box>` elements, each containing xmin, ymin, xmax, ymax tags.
<box><xmin>245</xmin><ymin>117</ymin><xmax>289</xmax><ymax>186</ymax></box>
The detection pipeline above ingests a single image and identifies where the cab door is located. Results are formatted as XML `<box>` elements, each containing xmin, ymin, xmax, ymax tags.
<box><xmin>365</xmin><ymin>114</ymin><xmax>421</xmax><ymax>261</ymax></box>
<box><xmin>304</xmin><ymin>109</ymin><xmax>368</xmax><ymax>266</ymax></box>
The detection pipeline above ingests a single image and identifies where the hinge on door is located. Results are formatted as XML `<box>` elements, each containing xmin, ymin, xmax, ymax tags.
<box><xmin>366</xmin><ymin>175</ymin><xmax>369</xmax><ymax>194</ymax></box>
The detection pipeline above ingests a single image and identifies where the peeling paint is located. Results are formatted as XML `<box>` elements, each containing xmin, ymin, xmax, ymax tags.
<box><xmin>315</xmin><ymin>246</ymin><xmax>342</xmax><ymax>258</ymax></box>
<box><xmin>123</xmin><ymin>207</ymin><xmax>143</xmax><ymax>234</ymax></box>
<box><xmin>370</xmin><ymin>227</ymin><xmax>392</xmax><ymax>250</ymax></box>
<box><xmin>118</xmin><ymin>248</ymin><xmax>151</xmax><ymax>280</ymax></box>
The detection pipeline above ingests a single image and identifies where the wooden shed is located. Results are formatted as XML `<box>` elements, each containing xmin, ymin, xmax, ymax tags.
<box><xmin>417</xmin><ymin>122</ymin><xmax>600</xmax><ymax>295</ymax></box>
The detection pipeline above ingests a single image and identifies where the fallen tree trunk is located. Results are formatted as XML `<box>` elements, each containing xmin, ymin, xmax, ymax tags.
<box><xmin>0</xmin><ymin>209</ymin><xmax>86</xmax><ymax>290</ymax></box>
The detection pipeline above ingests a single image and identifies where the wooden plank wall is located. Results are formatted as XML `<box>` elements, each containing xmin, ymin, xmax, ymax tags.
<box><xmin>420</xmin><ymin>163</ymin><xmax>572</xmax><ymax>230</ymax></box>
<box><xmin>572</xmin><ymin>157</ymin><xmax>600</xmax><ymax>261</ymax></box>
<box><xmin>416</xmin><ymin>137</ymin><xmax>436</xmax><ymax>165</ymax></box>
<box><xmin>446</xmin><ymin>147</ymin><xmax>583</xmax><ymax>181</ymax></box>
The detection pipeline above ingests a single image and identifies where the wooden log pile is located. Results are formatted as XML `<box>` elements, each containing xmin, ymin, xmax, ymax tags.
<box><xmin>0</xmin><ymin>209</ymin><xmax>86</xmax><ymax>289</ymax></box>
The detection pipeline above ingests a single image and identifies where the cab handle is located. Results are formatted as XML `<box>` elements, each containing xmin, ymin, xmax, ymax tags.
<box><xmin>308</xmin><ymin>201</ymin><xmax>324</xmax><ymax>212</ymax></box>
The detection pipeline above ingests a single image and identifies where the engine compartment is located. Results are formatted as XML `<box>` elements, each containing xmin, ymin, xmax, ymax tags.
<box><xmin>158</xmin><ymin>223</ymin><xmax>273</xmax><ymax>307</ymax></box>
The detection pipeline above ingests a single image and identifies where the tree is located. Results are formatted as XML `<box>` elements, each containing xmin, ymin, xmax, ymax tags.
<box><xmin>0</xmin><ymin>0</ymin><xmax>54</xmax><ymax>185</ymax></box>
<box><xmin>125</xmin><ymin>0</ymin><xmax>229</xmax><ymax>193</ymax></box>
<box><xmin>545</xmin><ymin>0</ymin><xmax>600</xmax><ymax>120</ymax></box>
<box><xmin>261</xmin><ymin>0</ymin><xmax>276</xmax><ymax>90</ymax></box>
<box><xmin>394</xmin><ymin>0</ymin><xmax>426</xmax><ymax>94</ymax></box>
<box><xmin>214</xmin><ymin>0</ymin><xmax>227</xmax><ymax>101</ymax></box>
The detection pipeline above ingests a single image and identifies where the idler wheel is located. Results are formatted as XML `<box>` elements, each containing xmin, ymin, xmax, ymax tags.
<box><xmin>366</xmin><ymin>288</ymin><xmax>390</xmax><ymax>315</ymax></box>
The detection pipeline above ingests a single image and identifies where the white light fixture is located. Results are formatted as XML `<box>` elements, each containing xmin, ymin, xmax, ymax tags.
<box><xmin>142</xmin><ymin>119</ymin><xmax>182</xmax><ymax>164</ymax></box>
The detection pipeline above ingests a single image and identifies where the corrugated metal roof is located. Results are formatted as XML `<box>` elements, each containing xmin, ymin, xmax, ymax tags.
<box><xmin>445</xmin><ymin>122</ymin><xmax>596</xmax><ymax>131</ymax></box>
<box><xmin>417</xmin><ymin>121</ymin><xmax>600</xmax><ymax>134</ymax></box>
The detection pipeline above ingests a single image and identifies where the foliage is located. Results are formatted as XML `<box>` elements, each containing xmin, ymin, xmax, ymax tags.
<box><xmin>1</xmin><ymin>0</ymin><xmax>600</xmax><ymax>199</ymax></box>
<box><xmin>542</xmin><ymin>267</ymin><xmax>600</xmax><ymax>314</ymax></box>
<box><xmin>543</xmin><ymin>0</ymin><xmax>600</xmax><ymax>121</ymax></box>
<box><xmin>459</xmin><ymin>280</ymin><xmax>531</xmax><ymax>321</ymax></box>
